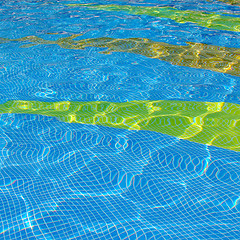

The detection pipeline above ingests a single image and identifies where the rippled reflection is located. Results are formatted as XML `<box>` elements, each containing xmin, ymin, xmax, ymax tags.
<box><xmin>1</xmin><ymin>35</ymin><xmax>240</xmax><ymax>77</ymax></box>
<box><xmin>1</xmin><ymin>1</ymin><xmax>240</xmax><ymax>239</ymax></box>
<box><xmin>1</xmin><ymin>99</ymin><xmax>240</xmax><ymax>151</ymax></box>
<box><xmin>218</xmin><ymin>0</ymin><xmax>240</xmax><ymax>6</ymax></box>
<box><xmin>66</xmin><ymin>3</ymin><xmax>240</xmax><ymax>32</ymax></box>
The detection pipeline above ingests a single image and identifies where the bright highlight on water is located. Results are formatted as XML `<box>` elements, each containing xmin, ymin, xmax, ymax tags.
<box><xmin>1</xmin><ymin>100</ymin><xmax>240</xmax><ymax>151</ymax></box>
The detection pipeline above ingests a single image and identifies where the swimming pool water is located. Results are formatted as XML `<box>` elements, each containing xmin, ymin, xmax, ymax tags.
<box><xmin>0</xmin><ymin>0</ymin><xmax>240</xmax><ymax>239</ymax></box>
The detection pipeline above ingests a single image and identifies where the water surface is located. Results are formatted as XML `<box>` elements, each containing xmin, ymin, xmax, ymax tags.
<box><xmin>0</xmin><ymin>0</ymin><xmax>240</xmax><ymax>239</ymax></box>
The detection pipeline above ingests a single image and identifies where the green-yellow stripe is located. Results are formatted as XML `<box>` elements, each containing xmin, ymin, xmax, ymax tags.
<box><xmin>1</xmin><ymin>100</ymin><xmax>240</xmax><ymax>151</ymax></box>
<box><xmin>218</xmin><ymin>0</ymin><xmax>240</xmax><ymax>6</ymax></box>
<box><xmin>1</xmin><ymin>35</ymin><xmax>240</xmax><ymax>77</ymax></box>
<box><xmin>66</xmin><ymin>4</ymin><xmax>240</xmax><ymax>32</ymax></box>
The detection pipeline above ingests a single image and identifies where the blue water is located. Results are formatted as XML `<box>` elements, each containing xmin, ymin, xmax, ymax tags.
<box><xmin>0</xmin><ymin>0</ymin><xmax>240</xmax><ymax>239</ymax></box>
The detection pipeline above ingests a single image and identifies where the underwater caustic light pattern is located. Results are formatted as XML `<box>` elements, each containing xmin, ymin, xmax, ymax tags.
<box><xmin>1</xmin><ymin>0</ymin><xmax>240</xmax><ymax>239</ymax></box>
<box><xmin>1</xmin><ymin>100</ymin><xmax>240</xmax><ymax>152</ymax></box>
<box><xmin>67</xmin><ymin>3</ymin><xmax>240</xmax><ymax>32</ymax></box>
<box><xmin>1</xmin><ymin>35</ymin><xmax>240</xmax><ymax>77</ymax></box>
<box><xmin>1</xmin><ymin>113</ymin><xmax>240</xmax><ymax>239</ymax></box>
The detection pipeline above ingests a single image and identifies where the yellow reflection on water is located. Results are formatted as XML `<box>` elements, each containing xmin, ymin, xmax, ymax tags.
<box><xmin>1</xmin><ymin>35</ymin><xmax>240</xmax><ymax>77</ymax></box>
<box><xmin>0</xmin><ymin>100</ymin><xmax>240</xmax><ymax>152</ymax></box>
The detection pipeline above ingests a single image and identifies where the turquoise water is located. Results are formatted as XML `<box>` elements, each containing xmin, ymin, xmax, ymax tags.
<box><xmin>0</xmin><ymin>0</ymin><xmax>240</xmax><ymax>239</ymax></box>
